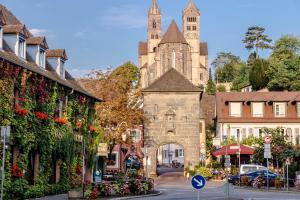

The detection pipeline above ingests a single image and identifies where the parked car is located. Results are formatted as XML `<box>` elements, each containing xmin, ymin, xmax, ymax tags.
<box><xmin>229</xmin><ymin>170</ymin><xmax>278</xmax><ymax>186</ymax></box>
<box><xmin>240</xmin><ymin>164</ymin><xmax>268</xmax><ymax>174</ymax></box>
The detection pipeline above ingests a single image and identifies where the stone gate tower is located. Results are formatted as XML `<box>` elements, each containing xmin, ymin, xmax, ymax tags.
<box><xmin>140</xmin><ymin>0</ymin><xmax>207</xmax><ymax>177</ymax></box>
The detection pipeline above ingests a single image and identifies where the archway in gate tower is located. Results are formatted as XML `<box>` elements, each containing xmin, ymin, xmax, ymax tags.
<box><xmin>156</xmin><ymin>143</ymin><xmax>185</xmax><ymax>176</ymax></box>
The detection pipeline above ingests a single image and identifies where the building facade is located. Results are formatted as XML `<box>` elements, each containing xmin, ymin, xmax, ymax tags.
<box><xmin>214</xmin><ymin>92</ymin><xmax>300</xmax><ymax>147</ymax></box>
<box><xmin>0</xmin><ymin>4</ymin><xmax>101</xmax><ymax>198</ymax></box>
<box><xmin>139</xmin><ymin>0</ymin><xmax>208</xmax><ymax>89</ymax></box>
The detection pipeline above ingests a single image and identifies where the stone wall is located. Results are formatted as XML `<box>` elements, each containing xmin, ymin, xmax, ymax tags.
<box><xmin>143</xmin><ymin>92</ymin><xmax>201</xmax><ymax>176</ymax></box>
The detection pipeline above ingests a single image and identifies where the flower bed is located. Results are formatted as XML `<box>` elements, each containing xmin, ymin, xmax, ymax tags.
<box><xmin>84</xmin><ymin>178</ymin><xmax>154</xmax><ymax>199</ymax></box>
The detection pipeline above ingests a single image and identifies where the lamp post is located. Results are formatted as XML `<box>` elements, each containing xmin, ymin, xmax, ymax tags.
<box><xmin>1</xmin><ymin>126</ymin><xmax>10</xmax><ymax>200</ymax></box>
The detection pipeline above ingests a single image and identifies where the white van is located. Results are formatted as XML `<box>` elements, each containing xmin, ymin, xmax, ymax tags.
<box><xmin>240</xmin><ymin>164</ymin><xmax>268</xmax><ymax>174</ymax></box>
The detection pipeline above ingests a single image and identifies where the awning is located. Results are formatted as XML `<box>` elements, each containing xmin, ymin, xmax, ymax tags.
<box><xmin>212</xmin><ymin>144</ymin><xmax>254</xmax><ymax>157</ymax></box>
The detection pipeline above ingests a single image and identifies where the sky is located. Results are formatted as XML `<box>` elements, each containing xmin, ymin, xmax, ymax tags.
<box><xmin>2</xmin><ymin>0</ymin><xmax>300</xmax><ymax>77</ymax></box>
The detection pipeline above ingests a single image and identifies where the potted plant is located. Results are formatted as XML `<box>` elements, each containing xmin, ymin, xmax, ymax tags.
<box><xmin>274</xmin><ymin>177</ymin><xmax>283</xmax><ymax>189</ymax></box>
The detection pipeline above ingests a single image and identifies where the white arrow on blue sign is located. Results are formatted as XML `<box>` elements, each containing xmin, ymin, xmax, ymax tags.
<box><xmin>191</xmin><ymin>175</ymin><xmax>206</xmax><ymax>190</ymax></box>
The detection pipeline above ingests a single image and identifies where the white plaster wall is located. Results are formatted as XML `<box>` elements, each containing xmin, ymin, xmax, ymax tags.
<box><xmin>217</xmin><ymin>122</ymin><xmax>300</xmax><ymax>145</ymax></box>
<box><xmin>3</xmin><ymin>34</ymin><xmax>17</xmax><ymax>54</ymax></box>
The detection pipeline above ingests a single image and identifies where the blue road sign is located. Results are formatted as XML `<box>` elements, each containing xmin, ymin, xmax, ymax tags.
<box><xmin>191</xmin><ymin>175</ymin><xmax>206</xmax><ymax>190</ymax></box>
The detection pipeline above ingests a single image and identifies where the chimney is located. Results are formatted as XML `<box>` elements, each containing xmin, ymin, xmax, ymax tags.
<box><xmin>46</xmin><ymin>49</ymin><xmax>68</xmax><ymax>79</ymax></box>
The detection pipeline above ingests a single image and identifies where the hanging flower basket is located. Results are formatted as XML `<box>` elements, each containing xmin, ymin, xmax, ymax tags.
<box><xmin>34</xmin><ymin>111</ymin><xmax>48</xmax><ymax>120</ymax></box>
<box><xmin>54</xmin><ymin>117</ymin><xmax>68</xmax><ymax>125</ymax></box>
<box><xmin>15</xmin><ymin>105</ymin><xmax>28</xmax><ymax>117</ymax></box>
<box><xmin>88</xmin><ymin>124</ymin><xmax>96</xmax><ymax>133</ymax></box>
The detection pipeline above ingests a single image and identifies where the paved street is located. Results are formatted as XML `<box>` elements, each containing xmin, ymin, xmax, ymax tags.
<box><xmin>144</xmin><ymin>172</ymin><xmax>300</xmax><ymax>200</ymax></box>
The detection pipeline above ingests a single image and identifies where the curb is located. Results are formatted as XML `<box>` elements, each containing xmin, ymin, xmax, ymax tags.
<box><xmin>110</xmin><ymin>191</ymin><xmax>162</xmax><ymax>200</ymax></box>
<box><xmin>234</xmin><ymin>186</ymin><xmax>300</xmax><ymax>194</ymax></box>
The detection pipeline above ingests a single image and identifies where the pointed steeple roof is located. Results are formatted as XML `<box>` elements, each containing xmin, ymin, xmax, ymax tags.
<box><xmin>160</xmin><ymin>20</ymin><xmax>188</xmax><ymax>45</ymax></box>
<box><xmin>183</xmin><ymin>0</ymin><xmax>200</xmax><ymax>14</ymax></box>
<box><xmin>149</xmin><ymin>0</ymin><xmax>160</xmax><ymax>15</ymax></box>
<box><xmin>143</xmin><ymin>68</ymin><xmax>201</xmax><ymax>92</ymax></box>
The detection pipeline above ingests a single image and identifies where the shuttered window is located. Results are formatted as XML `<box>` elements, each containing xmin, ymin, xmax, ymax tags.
<box><xmin>229</xmin><ymin>102</ymin><xmax>242</xmax><ymax>117</ymax></box>
<box><xmin>252</xmin><ymin>102</ymin><xmax>264</xmax><ymax>117</ymax></box>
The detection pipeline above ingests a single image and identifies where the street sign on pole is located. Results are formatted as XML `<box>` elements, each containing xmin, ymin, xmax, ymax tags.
<box><xmin>264</xmin><ymin>144</ymin><xmax>271</xmax><ymax>159</ymax></box>
<box><xmin>191</xmin><ymin>175</ymin><xmax>206</xmax><ymax>200</ymax></box>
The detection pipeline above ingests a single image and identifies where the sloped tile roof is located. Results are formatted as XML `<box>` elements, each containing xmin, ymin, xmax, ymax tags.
<box><xmin>143</xmin><ymin>68</ymin><xmax>201</xmax><ymax>92</ymax></box>
<box><xmin>26</xmin><ymin>36</ymin><xmax>49</xmax><ymax>49</ymax></box>
<box><xmin>200</xmin><ymin>42</ymin><xmax>208</xmax><ymax>56</ymax></box>
<box><xmin>3</xmin><ymin>24</ymin><xmax>28</xmax><ymax>37</ymax></box>
<box><xmin>46</xmin><ymin>49</ymin><xmax>68</xmax><ymax>60</ymax></box>
<box><xmin>138</xmin><ymin>42</ymin><xmax>147</xmax><ymax>56</ymax></box>
<box><xmin>160</xmin><ymin>20</ymin><xmax>188</xmax><ymax>45</ymax></box>
<box><xmin>0</xmin><ymin>4</ymin><xmax>32</xmax><ymax>37</ymax></box>
<box><xmin>0</xmin><ymin>10</ymin><xmax>6</xmax><ymax>25</ymax></box>
<box><xmin>0</xmin><ymin>50</ymin><xmax>101</xmax><ymax>101</ymax></box>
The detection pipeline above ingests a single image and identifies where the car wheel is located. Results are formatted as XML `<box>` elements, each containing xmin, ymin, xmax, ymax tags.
<box><xmin>233</xmin><ymin>180</ymin><xmax>239</xmax><ymax>185</ymax></box>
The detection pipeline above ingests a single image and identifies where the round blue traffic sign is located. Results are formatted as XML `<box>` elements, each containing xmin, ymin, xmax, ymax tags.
<box><xmin>191</xmin><ymin>175</ymin><xmax>206</xmax><ymax>190</ymax></box>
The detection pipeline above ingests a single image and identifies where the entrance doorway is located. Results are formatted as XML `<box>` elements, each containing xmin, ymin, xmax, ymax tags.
<box><xmin>156</xmin><ymin>143</ymin><xmax>184</xmax><ymax>176</ymax></box>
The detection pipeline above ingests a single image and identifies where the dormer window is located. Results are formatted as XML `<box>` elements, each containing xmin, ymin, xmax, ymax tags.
<box><xmin>60</xmin><ymin>59</ymin><xmax>65</xmax><ymax>79</ymax></box>
<box><xmin>18</xmin><ymin>36</ymin><xmax>26</xmax><ymax>58</ymax></box>
<box><xmin>39</xmin><ymin>49</ymin><xmax>45</xmax><ymax>68</ymax></box>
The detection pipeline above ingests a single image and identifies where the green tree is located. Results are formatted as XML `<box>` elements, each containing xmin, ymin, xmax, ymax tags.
<box><xmin>206</xmin><ymin>68</ymin><xmax>216</xmax><ymax>95</ymax></box>
<box><xmin>267</xmin><ymin>35</ymin><xmax>300</xmax><ymax>91</ymax></box>
<box><xmin>216</xmin><ymin>84</ymin><xmax>226</xmax><ymax>92</ymax></box>
<box><xmin>212</xmin><ymin>52</ymin><xmax>245</xmax><ymax>83</ymax></box>
<box><xmin>249</xmin><ymin>59</ymin><xmax>269</xmax><ymax>90</ymax></box>
<box><xmin>243</xmin><ymin>26</ymin><xmax>272</xmax><ymax>58</ymax></box>
<box><xmin>231</xmin><ymin>63</ymin><xmax>250</xmax><ymax>91</ymax></box>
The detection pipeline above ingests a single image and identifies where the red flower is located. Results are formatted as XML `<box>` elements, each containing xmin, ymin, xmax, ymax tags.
<box><xmin>76</xmin><ymin>119</ymin><xmax>83</xmax><ymax>129</ymax></box>
<box><xmin>79</xmin><ymin>95</ymin><xmax>86</xmax><ymax>105</ymax></box>
<box><xmin>88</xmin><ymin>124</ymin><xmax>96</xmax><ymax>133</ymax></box>
<box><xmin>15</xmin><ymin>105</ymin><xmax>28</xmax><ymax>117</ymax></box>
<box><xmin>34</xmin><ymin>111</ymin><xmax>48</xmax><ymax>120</ymax></box>
<box><xmin>90</xmin><ymin>187</ymin><xmax>98</xmax><ymax>199</ymax></box>
<box><xmin>12</xmin><ymin>165</ymin><xmax>23</xmax><ymax>178</ymax></box>
<box><xmin>54</xmin><ymin>117</ymin><xmax>67</xmax><ymax>125</ymax></box>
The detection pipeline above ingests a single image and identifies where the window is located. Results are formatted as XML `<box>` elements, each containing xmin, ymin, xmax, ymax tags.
<box><xmin>286</xmin><ymin>128</ymin><xmax>293</xmax><ymax>143</ymax></box>
<box><xmin>187</xmin><ymin>26</ymin><xmax>191</xmax><ymax>31</ymax></box>
<box><xmin>130</xmin><ymin>129</ymin><xmax>141</xmax><ymax>141</ymax></box>
<box><xmin>248</xmin><ymin>128</ymin><xmax>253</xmax><ymax>137</ymax></box>
<box><xmin>258</xmin><ymin>129</ymin><xmax>263</xmax><ymax>138</ymax></box>
<box><xmin>155</xmin><ymin>34</ymin><xmax>158</xmax><ymax>39</ymax></box>
<box><xmin>60</xmin><ymin>60</ymin><xmax>65</xmax><ymax>78</ymax></box>
<box><xmin>252</xmin><ymin>102</ymin><xmax>264</xmax><ymax>117</ymax></box>
<box><xmin>18</xmin><ymin>37</ymin><xmax>26</xmax><ymax>58</ymax></box>
<box><xmin>39</xmin><ymin>49</ymin><xmax>45</xmax><ymax>68</ymax></box>
<box><xmin>107</xmin><ymin>152</ymin><xmax>119</xmax><ymax>168</ymax></box>
<box><xmin>153</xmin><ymin>21</ymin><xmax>156</xmax><ymax>29</ymax></box>
<box><xmin>295</xmin><ymin>128</ymin><xmax>300</xmax><ymax>145</ymax></box>
<box><xmin>236</xmin><ymin>129</ymin><xmax>240</xmax><ymax>141</ymax></box>
<box><xmin>179</xmin><ymin>149</ymin><xmax>184</xmax><ymax>157</ymax></box>
<box><xmin>175</xmin><ymin>149</ymin><xmax>178</xmax><ymax>157</ymax></box>
<box><xmin>163</xmin><ymin>150</ymin><xmax>168</xmax><ymax>159</ymax></box>
<box><xmin>200</xmin><ymin>73</ymin><xmax>203</xmax><ymax>80</ymax></box>
<box><xmin>297</xmin><ymin>103</ymin><xmax>300</xmax><ymax>117</ymax></box>
<box><xmin>193</xmin><ymin>26</ymin><xmax>197</xmax><ymax>31</ymax></box>
<box><xmin>274</xmin><ymin>102</ymin><xmax>286</xmax><ymax>117</ymax></box>
<box><xmin>151</xmin><ymin>34</ymin><xmax>154</xmax><ymax>39</ymax></box>
<box><xmin>229</xmin><ymin>102</ymin><xmax>242</xmax><ymax>117</ymax></box>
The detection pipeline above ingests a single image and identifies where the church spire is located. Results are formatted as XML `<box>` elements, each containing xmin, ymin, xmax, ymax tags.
<box><xmin>149</xmin><ymin>0</ymin><xmax>160</xmax><ymax>15</ymax></box>
<box><xmin>183</xmin><ymin>0</ymin><xmax>199</xmax><ymax>14</ymax></box>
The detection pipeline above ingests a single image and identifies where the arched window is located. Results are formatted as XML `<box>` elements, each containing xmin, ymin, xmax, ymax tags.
<box><xmin>172</xmin><ymin>50</ymin><xmax>176</xmax><ymax>69</ymax></box>
<box><xmin>153</xmin><ymin>21</ymin><xmax>156</xmax><ymax>29</ymax></box>
<box><xmin>193</xmin><ymin>26</ymin><xmax>197</xmax><ymax>31</ymax></box>
<box><xmin>153</xmin><ymin>47</ymin><xmax>156</xmax><ymax>52</ymax></box>
<box><xmin>187</xmin><ymin>26</ymin><xmax>191</xmax><ymax>31</ymax></box>
<box><xmin>155</xmin><ymin>34</ymin><xmax>158</xmax><ymax>39</ymax></box>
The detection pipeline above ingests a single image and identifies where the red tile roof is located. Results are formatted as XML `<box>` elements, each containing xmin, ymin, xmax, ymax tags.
<box><xmin>160</xmin><ymin>20</ymin><xmax>188</xmax><ymax>45</ymax></box>
<box><xmin>216</xmin><ymin>92</ymin><xmax>300</xmax><ymax>123</ymax></box>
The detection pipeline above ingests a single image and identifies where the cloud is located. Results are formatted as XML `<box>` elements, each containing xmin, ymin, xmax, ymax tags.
<box><xmin>68</xmin><ymin>68</ymin><xmax>93</xmax><ymax>78</ymax></box>
<box><xmin>100</xmin><ymin>5</ymin><xmax>147</xmax><ymax>29</ymax></box>
<box><xmin>29</xmin><ymin>28</ymin><xmax>50</xmax><ymax>36</ymax></box>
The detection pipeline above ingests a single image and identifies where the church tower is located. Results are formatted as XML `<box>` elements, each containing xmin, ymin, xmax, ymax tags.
<box><xmin>147</xmin><ymin>0</ymin><xmax>161</xmax><ymax>66</ymax></box>
<box><xmin>183</xmin><ymin>0</ymin><xmax>202</xmax><ymax>85</ymax></box>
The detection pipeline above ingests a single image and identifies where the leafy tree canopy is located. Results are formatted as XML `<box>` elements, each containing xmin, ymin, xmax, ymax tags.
<box><xmin>243</xmin><ymin>26</ymin><xmax>272</xmax><ymax>58</ymax></box>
